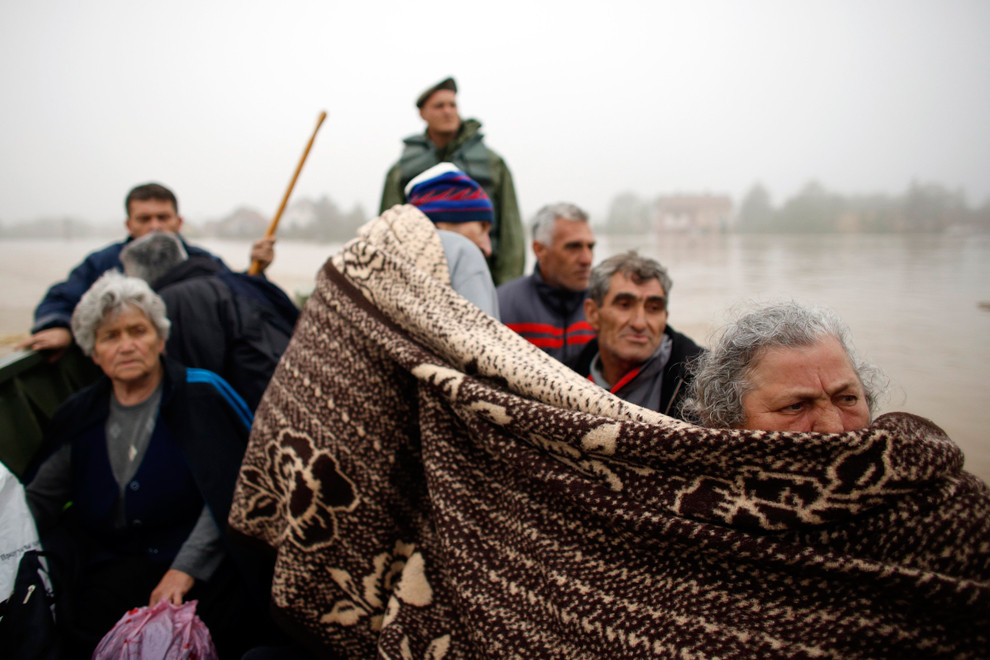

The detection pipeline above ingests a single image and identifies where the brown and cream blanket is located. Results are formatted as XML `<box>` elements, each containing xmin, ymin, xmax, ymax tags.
<box><xmin>229</xmin><ymin>206</ymin><xmax>990</xmax><ymax>659</ymax></box>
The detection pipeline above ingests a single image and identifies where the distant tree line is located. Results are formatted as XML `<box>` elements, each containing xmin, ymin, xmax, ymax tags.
<box><xmin>602</xmin><ymin>193</ymin><xmax>654</xmax><ymax>234</ymax></box>
<box><xmin>0</xmin><ymin>196</ymin><xmax>370</xmax><ymax>242</ymax></box>
<box><xmin>602</xmin><ymin>181</ymin><xmax>990</xmax><ymax>234</ymax></box>
<box><xmin>737</xmin><ymin>180</ymin><xmax>990</xmax><ymax>233</ymax></box>
<box><xmin>0</xmin><ymin>217</ymin><xmax>118</xmax><ymax>239</ymax></box>
<box><xmin>7</xmin><ymin>182</ymin><xmax>989</xmax><ymax>239</ymax></box>
<box><xmin>196</xmin><ymin>196</ymin><xmax>368</xmax><ymax>242</ymax></box>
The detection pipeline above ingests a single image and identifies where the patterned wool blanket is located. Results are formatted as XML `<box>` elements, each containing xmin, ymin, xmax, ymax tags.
<box><xmin>229</xmin><ymin>206</ymin><xmax>990</xmax><ymax>659</ymax></box>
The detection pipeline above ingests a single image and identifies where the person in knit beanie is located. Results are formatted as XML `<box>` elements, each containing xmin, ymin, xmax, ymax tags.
<box><xmin>404</xmin><ymin>163</ymin><xmax>500</xmax><ymax>319</ymax></box>
<box><xmin>405</xmin><ymin>162</ymin><xmax>495</xmax><ymax>257</ymax></box>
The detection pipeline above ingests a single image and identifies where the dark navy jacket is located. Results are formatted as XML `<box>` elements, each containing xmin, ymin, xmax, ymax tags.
<box><xmin>32</xmin><ymin>237</ymin><xmax>228</xmax><ymax>333</ymax></box>
<box><xmin>35</xmin><ymin>357</ymin><xmax>252</xmax><ymax>564</ymax></box>
<box><xmin>152</xmin><ymin>256</ymin><xmax>299</xmax><ymax>411</ymax></box>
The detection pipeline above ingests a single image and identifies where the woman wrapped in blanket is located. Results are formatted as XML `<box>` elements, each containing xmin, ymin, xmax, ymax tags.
<box><xmin>681</xmin><ymin>301</ymin><xmax>885</xmax><ymax>432</ymax></box>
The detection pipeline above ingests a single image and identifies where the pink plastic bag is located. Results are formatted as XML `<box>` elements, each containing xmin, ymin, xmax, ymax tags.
<box><xmin>92</xmin><ymin>599</ymin><xmax>218</xmax><ymax>659</ymax></box>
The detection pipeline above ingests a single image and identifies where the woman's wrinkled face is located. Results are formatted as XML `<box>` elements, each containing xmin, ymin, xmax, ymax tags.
<box><xmin>90</xmin><ymin>305</ymin><xmax>165</xmax><ymax>385</ymax></box>
<box><xmin>739</xmin><ymin>337</ymin><xmax>871</xmax><ymax>433</ymax></box>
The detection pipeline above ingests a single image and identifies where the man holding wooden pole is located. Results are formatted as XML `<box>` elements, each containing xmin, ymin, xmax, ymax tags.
<box><xmin>23</xmin><ymin>111</ymin><xmax>327</xmax><ymax>357</ymax></box>
<box><xmin>20</xmin><ymin>182</ymin><xmax>276</xmax><ymax>356</ymax></box>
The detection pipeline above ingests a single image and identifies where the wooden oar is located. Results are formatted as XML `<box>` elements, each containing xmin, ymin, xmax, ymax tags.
<box><xmin>248</xmin><ymin>110</ymin><xmax>327</xmax><ymax>275</ymax></box>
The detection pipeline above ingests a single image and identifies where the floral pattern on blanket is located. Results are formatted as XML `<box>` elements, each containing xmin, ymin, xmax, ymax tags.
<box><xmin>235</xmin><ymin>429</ymin><xmax>358</xmax><ymax>549</ymax></box>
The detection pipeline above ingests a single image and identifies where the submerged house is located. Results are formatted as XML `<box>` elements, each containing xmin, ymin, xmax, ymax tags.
<box><xmin>653</xmin><ymin>194</ymin><xmax>733</xmax><ymax>233</ymax></box>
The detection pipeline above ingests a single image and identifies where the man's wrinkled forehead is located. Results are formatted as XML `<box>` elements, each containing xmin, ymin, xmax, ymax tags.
<box><xmin>609</xmin><ymin>271</ymin><xmax>666</xmax><ymax>296</ymax></box>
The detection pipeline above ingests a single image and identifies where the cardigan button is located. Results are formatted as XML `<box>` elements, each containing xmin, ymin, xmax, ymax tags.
<box><xmin>129</xmin><ymin>481</ymin><xmax>140</xmax><ymax>491</ymax></box>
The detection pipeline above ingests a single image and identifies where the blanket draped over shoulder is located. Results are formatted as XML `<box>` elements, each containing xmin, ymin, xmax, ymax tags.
<box><xmin>229</xmin><ymin>205</ymin><xmax>990</xmax><ymax>659</ymax></box>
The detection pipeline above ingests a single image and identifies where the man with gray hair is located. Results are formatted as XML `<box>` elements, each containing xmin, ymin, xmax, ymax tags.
<box><xmin>681</xmin><ymin>301</ymin><xmax>884</xmax><ymax>432</ymax></box>
<box><xmin>571</xmin><ymin>251</ymin><xmax>702</xmax><ymax>419</ymax></box>
<box><xmin>119</xmin><ymin>228</ymin><xmax>189</xmax><ymax>285</ymax></box>
<box><xmin>497</xmin><ymin>202</ymin><xmax>597</xmax><ymax>364</ymax></box>
<box><xmin>120</xmin><ymin>232</ymin><xmax>298</xmax><ymax>411</ymax></box>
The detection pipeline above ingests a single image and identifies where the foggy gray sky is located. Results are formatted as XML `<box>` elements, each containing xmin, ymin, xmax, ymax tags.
<box><xmin>1</xmin><ymin>0</ymin><xmax>988</xmax><ymax>228</ymax></box>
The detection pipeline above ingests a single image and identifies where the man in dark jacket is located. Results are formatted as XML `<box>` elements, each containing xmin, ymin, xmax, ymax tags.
<box><xmin>569</xmin><ymin>251</ymin><xmax>703</xmax><ymax>420</ymax></box>
<box><xmin>19</xmin><ymin>182</ymin><xmax>276</xmax><ymax>356</ymax></box>
<box><xmin>380</xmin><ymin>77</ymin><xmax>524</xmax><ymax>285</ymax></box>
<box><xmin>498</xmin><ymin>202</ymin><xmax>597</xmax><ymax>364</ymax></box>
<box><xmin>120</xmin><ymin>232</ymin><xmax>298</xmax><ymax>411</ymax></box>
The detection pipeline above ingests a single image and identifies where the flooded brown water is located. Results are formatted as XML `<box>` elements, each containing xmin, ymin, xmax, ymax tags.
<box><xmin>3</xmin><ymin>232</ymin><xmax>988</xmax><ymax>482</ymax></box>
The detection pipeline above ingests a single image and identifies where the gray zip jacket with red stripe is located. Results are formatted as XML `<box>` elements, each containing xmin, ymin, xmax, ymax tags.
<box><xmin>568</xmin><ymin>327</ymin><xmax>704</xmax><ymax>420</ymax></box>
<box><xmin>496</xmin><ymin>267</ymin><xmax>594</xmax><ymax>364</ymax></box>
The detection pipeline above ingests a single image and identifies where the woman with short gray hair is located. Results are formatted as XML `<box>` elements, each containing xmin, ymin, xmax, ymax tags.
<box><xmin>70</xmin><ymin>270</ymin><xmax>170</xmax><ymax>357</ymax></box>
<box><xmin>682</xmin><ymin>301</ymin><xmax>885</xmax><ymax>431</ymax></box>
<box><xmin>26</xmin><ymin>272</ymin><xmax>273</xmax><ymax>657</ymax></box>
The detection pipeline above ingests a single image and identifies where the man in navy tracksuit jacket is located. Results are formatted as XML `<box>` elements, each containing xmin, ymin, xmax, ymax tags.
<box><xmin>20</xmin><ymin>182</ymin><xmax>275</xmax><ymax>356</ymax></box>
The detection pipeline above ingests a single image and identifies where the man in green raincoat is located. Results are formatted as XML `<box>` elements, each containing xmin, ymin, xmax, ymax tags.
<box><xmin>380</xmin><ymin>77</ymin><xmax>524</xmax><ymax>285</ymax></box>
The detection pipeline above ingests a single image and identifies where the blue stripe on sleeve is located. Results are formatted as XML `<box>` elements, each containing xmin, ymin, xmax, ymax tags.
<box><xmin>185</xmin><ymin>368</ymin><xmax>254</xmax><ymax>429</ymax></box>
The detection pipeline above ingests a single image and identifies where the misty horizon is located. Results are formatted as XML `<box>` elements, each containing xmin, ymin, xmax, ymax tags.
<box><xmin>2</xmin><ymin>176</ymin><xmax>986</xmax><ymax>231</ymax></box>
<box><xmin>2</xmin><ymin>177</ymin><xmax>985</xmax><ymax>242</ymax></box>
<box><xmin>1</xmin><ymin>1</ymin><xmax>988</xmax><ymax>234</ymax></box>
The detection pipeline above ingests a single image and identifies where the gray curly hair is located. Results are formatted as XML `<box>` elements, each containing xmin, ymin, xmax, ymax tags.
<box><xmin>71</xmin><ymin>271</ymin><xmax>171</xmax><ymax>356</ymax></box>
<box><xmin>681</xmin><ymin>302</ymin><xmax>885</xmax><ymax>428</ymax></box>
<box><xmin>587</xmin><ymin>251</ymin><xmax>672</xmax><ymax>306</ymax></box>
<box><xmin>120</xmin><ymin>231</ymin><xmax>188</xmax><ymax>286</ymax></box>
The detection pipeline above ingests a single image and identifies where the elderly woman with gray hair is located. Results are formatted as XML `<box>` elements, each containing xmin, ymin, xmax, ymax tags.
<box><xmin>681</xmin><ymin>301</ymin><xmax>885</xmax><ymax>431</ymax></box>
<box><xmin>25</xmin><ymin>271</ymin><xmax>273</xmax><ymax>658</ymax></box>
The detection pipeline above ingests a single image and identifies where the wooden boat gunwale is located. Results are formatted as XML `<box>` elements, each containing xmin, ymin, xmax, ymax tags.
<box><xmin>0</xmin><ymin>346</ymin><xmax>100</xmax><ymax>479</ymax></box>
